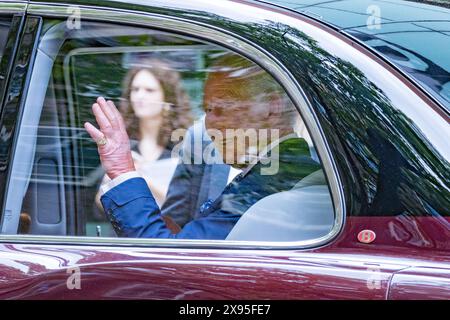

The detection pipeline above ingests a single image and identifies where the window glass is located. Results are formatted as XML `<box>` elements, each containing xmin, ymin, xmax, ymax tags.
<box><xmin>0</xmin><ymin>16</ymin><xmax>14</xmax><ymax>104</ymax></box>
<box><xmin>0</xmin><ymin>16</ymin><xmax>12</xmax><ymax>66</ymax></box>
<box><xmin>2</xmin><ymin>19</ymin><xmax>334</xmax><ymax>242</ymax></box>
<box><xmin>0</xmin><ymin>15</ymin><xmax>17</xmax><ymax>210</ymax></box>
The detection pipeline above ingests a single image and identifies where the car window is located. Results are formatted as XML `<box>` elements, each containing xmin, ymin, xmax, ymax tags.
<box><xmin>0</xmin><ymin>15</ymin><xmax>15</xmax><ymax>109</ymax></box>
<box><xmin>1</xmin><ymin>19</ymin><xmax>335</xmax><ymax>243</ymax></box>
<box><xmin>0</xmin><ymin>15</ymin><xmax>19</xmax><ymax>214</ymax></box>
<box><xmin>0</xmin><ymin>16</ymin><xmax>13</xmax><ymax>70</ymax></box>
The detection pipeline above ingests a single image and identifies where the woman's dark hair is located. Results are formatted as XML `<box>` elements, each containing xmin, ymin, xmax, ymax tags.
<box><xmin>120</xmin><ymin>58</ymin><xmax>193</xmax><ymax>149</ymax></box>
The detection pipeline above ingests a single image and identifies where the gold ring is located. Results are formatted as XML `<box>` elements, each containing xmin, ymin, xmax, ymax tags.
<box><xmin>96</xmin><ymin>136</ymin><xmax>107</xmax><ymax>146</ymax></box>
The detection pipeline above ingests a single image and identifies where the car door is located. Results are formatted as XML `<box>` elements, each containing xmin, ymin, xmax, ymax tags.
<box><xmin>1</xmin><ymin>1</ymin><xmax>448</xmax><ymax>300</ymax></box>
<box><xmin>388</xmin><ymin>267</ymin><xmax>450</xmax><ymax>300</ymax></box>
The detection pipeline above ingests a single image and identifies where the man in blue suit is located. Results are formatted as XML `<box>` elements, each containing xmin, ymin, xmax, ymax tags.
<box><xmin>84</xmin><ymin>55</ymin><xmax>320</xmax><ymax>239</ymax></box>
<box><xmin>158</xmin><ymin>117</ymin><xmax>232</xmax><ymax>232</ymax></box>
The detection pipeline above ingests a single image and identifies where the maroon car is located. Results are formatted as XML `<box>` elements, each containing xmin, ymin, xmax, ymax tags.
<box><xmin>0</xmin><ymin>0</ymin><xmax>449</xmax><ymax>300</ymax></box>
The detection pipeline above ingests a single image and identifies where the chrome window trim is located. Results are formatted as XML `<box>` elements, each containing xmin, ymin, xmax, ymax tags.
<box><xmin>0</xmin><ymin>1</ymin><xmax>27</xmax><ymax>14</ymax></box>
<box><xmin>0</xmin><ymin>2</ymin><xmax>345</xmax><ymax>250</ymax></box>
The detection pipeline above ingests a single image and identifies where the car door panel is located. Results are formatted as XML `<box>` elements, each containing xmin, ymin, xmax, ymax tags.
<box><xmin>0</xmin><ymin>243</ymin><xmax>408</xmax><ymax>299</ymax></box>
<box><xmin>388</xmin><ymin>267</ymin><xmax>450</xmax><ymax>300</ymax></box>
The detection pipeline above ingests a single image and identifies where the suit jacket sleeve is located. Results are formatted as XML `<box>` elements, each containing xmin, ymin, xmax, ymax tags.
<box><xmin>100</xmin><ymin>177</ymin><xmax>239</xmax><ymax>239</ymax></box>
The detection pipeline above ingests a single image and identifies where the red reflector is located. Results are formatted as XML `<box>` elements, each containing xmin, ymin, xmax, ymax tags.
<box><xmin>357</xmin><ymin>230</ymin><xmax>376</xmax><ymax>244</ymax></box>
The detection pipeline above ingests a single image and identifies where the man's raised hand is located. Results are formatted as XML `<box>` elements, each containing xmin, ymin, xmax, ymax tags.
<box><xmin>84</xmin><ymin>97</ymin><xmax>135</xmax><ymax>179</ymax></box>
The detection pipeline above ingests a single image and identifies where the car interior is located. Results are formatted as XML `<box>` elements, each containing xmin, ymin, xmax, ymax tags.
<box><xmin>2</xmin><ymin>20</ymin><xmax>335</xmax><ymax>242</ymax></box>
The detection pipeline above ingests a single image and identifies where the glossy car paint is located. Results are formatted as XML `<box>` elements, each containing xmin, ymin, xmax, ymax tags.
<box><xmin>388</xmin><ymin>267</ymin><xmax>450</xmax><ymax>299</ymax></box>
<box><xmin>0</xmin><ymin>0</ymin><xmax>448</xmax><ymax>299</ymax></box>
<box><xmin>0</xmin><ymin>243</ymin><xmax>413</xmax><ymax>299</ymax></box>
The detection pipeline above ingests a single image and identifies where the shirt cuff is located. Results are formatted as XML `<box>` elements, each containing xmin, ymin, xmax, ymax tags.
<box><xmin>100</xmin><ymin>171</ymin><xmax>142</xmax><ymax>195</ymax></box>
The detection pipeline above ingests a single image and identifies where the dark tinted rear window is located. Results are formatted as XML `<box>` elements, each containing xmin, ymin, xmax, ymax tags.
<box><xmin>263</xmin><ymin>0</ymin><xmax>450</xmax><ymax>111</ymax></box>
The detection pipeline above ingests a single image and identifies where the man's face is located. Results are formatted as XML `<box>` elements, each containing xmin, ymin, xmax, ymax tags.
<box><xmin>204</xmin><ymin>73</ymin><xmax>274</xmax><ymax>165</ymax></box>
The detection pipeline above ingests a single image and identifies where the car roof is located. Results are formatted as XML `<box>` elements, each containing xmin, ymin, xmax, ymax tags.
<box><xmin>257</xmin><ymin>0</ymin><xmax>450</xmax><ymax>112</ymax></box>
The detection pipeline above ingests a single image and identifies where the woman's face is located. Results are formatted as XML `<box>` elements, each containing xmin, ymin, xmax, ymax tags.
<box><xmin>130</xmin><ymin>69</ymin><xmax>165</xmax><ymax>119</ymax></box>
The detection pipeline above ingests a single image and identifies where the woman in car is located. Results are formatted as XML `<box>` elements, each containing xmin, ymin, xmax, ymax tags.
<box><xmin>96</xmin><ymin>58</ymin><xmax>193</xmax><ymax>207</ymax></box>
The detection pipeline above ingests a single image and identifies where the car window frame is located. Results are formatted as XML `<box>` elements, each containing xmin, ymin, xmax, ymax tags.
<box><xmin>0</xmin><ymin>4</ymin><xmax>27</xmax><ymax>219</ymax></box>
<box><xmin>0</xmin><ymin>3</ymin><xmax>345</xmax><ymax>250</ymax></box>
